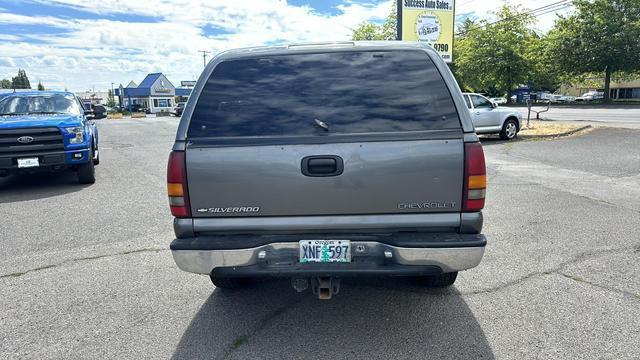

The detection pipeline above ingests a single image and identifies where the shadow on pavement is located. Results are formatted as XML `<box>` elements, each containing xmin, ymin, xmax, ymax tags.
<box><xmin>479</xmin><ymin>135</ymin><xmax>523</xmax><ymax>146</ymax></box>
<box><xmin>0</xmin><ymin>171</ymin><xmax>87</xmax><ymax>202</ymax></box>
<box><xmin>172</xmin><ymin>278</ymin><xmax>494</xmax><ymax>360</ymax></box>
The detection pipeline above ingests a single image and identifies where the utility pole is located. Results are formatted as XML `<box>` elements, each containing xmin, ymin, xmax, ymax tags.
<box><xmin>198</xmin><ymin>50</ymin><xmax>211</xmax><ymax>68</ymax></box>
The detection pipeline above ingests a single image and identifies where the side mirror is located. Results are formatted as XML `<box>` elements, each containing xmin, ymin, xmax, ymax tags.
<box><xmin>491</xmin><ymin>102</ymin><xmax>498</xmax><ymax>108</ymax></box>
<box><xmin>85</xmin><ymin>109</ymin><xmax>95</xmax><ymax>119</ymax></box>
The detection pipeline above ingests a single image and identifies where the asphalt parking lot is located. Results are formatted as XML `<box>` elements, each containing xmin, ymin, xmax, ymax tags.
<box><xmin>1</xmin><ymin>118</ymin><xmax>639</xmax><ymax>359</ymax></box>
<box><xmin>512</xmin><ymin>105</ymin><xmax>640</xmax><ymax>124</ymax></box>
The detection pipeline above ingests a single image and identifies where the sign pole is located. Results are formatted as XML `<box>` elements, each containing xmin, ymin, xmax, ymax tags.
<box><xmin>397</xmin><ymin>1</ymin><xmax>403</xmax><ymax>40</ymax></box>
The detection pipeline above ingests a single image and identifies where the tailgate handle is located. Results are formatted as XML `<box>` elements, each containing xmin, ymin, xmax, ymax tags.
<box><xmin>301</xmin><ymin>156</ymin><xmax>344</xmax><ymax>177</ymax></box>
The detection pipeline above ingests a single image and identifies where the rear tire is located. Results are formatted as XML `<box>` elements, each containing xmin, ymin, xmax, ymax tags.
<box><xmin>210</xmin><ymin>275</ymin><xmax>251</xmax><ymax>289</ymax></box>
<box><xmin>418</xmin><ymin>272</ymin><xmax>458</xmax><ymax>287</ymax></box>
<box><xmin>92</xmin><ymin>142</ymin><xmax>100</xmax><ymax>165</ymax></box>
<box><xmin>77</xmin><ymin>153</ymin><xmax>96</xmax><ymax>184</ymax></box>
<box><xmin>500</xmin><ymin>118</ymin><xmax>519</xmax><ymax>140</ymax></box>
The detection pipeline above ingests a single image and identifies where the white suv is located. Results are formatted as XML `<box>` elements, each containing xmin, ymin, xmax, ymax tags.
<box><xmin>463</xmin><ymin>93</ymin><xmax>522</xmax><ymax>140</ymax></box>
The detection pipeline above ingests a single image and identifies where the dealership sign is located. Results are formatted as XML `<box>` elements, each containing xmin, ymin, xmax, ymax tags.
<box><xmin>398</xmin><ymin>0</ymin><xmax>455</xmax><ymax>63</ymax></box>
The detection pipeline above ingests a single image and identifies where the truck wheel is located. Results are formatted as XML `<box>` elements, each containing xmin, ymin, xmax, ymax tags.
<box><xmin>93</xmin><ymin>142</ymin><xmax>100</xmax><ymax>165</ymax></box>
<box><xmin>418</xmin><ymin>272</ymin><xmax>458</xmax><ymax>287</ymax></box>
<box><xmin>210</xmin><ymin>275</ymin><xmax>250</xmax><ymax>289</ymax></box>
<box><xmin>500</xmin><ymin>118</ymin><xmax>519</xmax><ymax>140</ymax></box>
<box><xmin>77</xmin><ymin>153</ymin><xmax>96</xmax><ymax>184</ymax></box>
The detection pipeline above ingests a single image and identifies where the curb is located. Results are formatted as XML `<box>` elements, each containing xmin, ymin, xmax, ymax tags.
<box><xmin>519</xmin><ymin>125</ymin><xmax>592</xmax><ymax>139</ymax></box>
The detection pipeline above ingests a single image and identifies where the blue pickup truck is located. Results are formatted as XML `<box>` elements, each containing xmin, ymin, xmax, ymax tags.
<box><xmin>0</xmin><ymin>91</ymin><xmax>99</xmax><ymax>184</ymax></box>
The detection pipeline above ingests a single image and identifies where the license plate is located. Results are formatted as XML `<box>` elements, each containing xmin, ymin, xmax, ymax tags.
<box><xmin>299</xmin><ymin>240</ymin><xmax>351</xmax><ymax>263</ymax></box>
<box><xmin>17</xmin><ymin>158</ymin><xmax>39</xmax><ymax>168</ymax></box>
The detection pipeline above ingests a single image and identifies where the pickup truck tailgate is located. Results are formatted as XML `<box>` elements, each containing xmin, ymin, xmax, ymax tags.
<box><xmin>186</xmin><ymin>138</ymin><xmax>463</xmax><ymax>217</ymax></box>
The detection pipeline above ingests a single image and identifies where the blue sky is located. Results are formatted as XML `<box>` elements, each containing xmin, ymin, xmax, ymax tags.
<box><xmin>0</xmin><ymin>0</ymin><xmax>568</xmax><ymax>92</ymax></box>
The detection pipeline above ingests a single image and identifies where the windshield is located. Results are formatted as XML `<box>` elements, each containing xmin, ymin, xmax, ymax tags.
<box><xmin>0</xmin><ymin>94</ymin><xmax>82</xmax><ymax>116</ymax></box>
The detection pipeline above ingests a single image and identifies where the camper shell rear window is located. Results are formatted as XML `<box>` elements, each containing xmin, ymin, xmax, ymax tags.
<box><xmin>188</xmin><ymin>50</ymin><xmax>461</xmax><ymax>138</ymax></box>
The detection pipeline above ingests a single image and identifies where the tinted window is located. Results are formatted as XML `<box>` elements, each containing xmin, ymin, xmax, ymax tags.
<box><xmin>470</xmin><ymin>95</ymin><xmax>492</xmax><ymax>108</ymax></box>
<box><xmin>188</xmin><ymin>51</ymin><xmax>461</xmax><ymax>138</ymax></box>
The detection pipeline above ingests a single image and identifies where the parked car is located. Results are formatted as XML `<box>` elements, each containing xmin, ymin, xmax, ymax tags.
<box><xmin>173</xmin><ymin>102</ymin><xmax>186</xmax><ymax>116</ymax></box>
<box><xmin>83</xmin><ymin>103</ymin><xmax>107</xmax><ymax>119</ymax></box>
<box><xmin>119</xmin><ymin>104</ymin><xmax>147</xmax><ymax>113</ymax></box>
<box><xmin>576</xmin><ymin>91</ymin><xmax>604</xmax><ymax>101</ymax></box>
<box><xmin>548</xmin><ymin>94</ymin><xmax>564</xmax><ymax>103</ymax></box>
<box><xmin>463</xmin><ymin>93</ymin><xmax>521</xmax><ymax>140</ymax></box>
<box><xmin>92</xmin><ymin>105</ymin><xmax>107</xmax><ymax>119</ymax></box>
<box><xmin>537</xmin><ymin>92</ymin><xmax>556</xmax><ymax>101</ymax></box>
<box><xmin>556</xmin><ymin>95</ymin><xmax>576</xmax><ymax>103</ymax></box>
<box><xmin>0</xmin><ymin>91</ymin><xmax>99</xmax><ymax>183</ymax></box>
<box><xmin>490</xmin><ymin>97</ymin><xmax>507</xmax><ymax>105</ymax></box>
<box><xmin>168</xmin><ymin>42</ymin><xmax>487</xmax><ymax>299</ymax></box>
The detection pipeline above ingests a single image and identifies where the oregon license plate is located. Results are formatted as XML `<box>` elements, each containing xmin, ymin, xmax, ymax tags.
<box><xmin>299</xmin><ymin>240</ymin><xmax>351</xmax><ymax>263</ymax></box>
<box><xmin>17</xmin><ymin>157</ymin><xmax>39</xmax><ymax>168</ymax></box>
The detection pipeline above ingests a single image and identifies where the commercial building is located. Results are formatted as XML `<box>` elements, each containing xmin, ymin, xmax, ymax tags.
<box><xmin>562</xmin><ymin>78</ymin><xmax>640</xmax><ymax>100</ymax></box>
<box><xmin>115</xmin><ymin>73</ymin><xmax>192</xmax><ymax>113</ymax></box>
<box><xmin>608</xmin><ymin>79</ymin><xmax>640</xmax><ymax>100</ymax></box>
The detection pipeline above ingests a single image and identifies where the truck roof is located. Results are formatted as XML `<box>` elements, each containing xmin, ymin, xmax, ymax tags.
<box><xmin>215</xmin><ymin>41</ymin><xmax>440</xmax><ymax>60</ymax></box>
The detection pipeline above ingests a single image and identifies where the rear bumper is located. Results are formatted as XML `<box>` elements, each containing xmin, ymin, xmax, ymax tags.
<box><xmin>170</xmin><ymin>234</ymin><xmax>486</xmax><ymax>276</ymax></box>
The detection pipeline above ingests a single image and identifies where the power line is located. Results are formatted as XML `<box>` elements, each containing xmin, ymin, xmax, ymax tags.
<box><xmin>493</xmin><ymin>1</ymin><xmax>572</xmax><ymax>26</ymax></box>
<box><xmin>530</xmin><ymin>2</ymin><xmax>573</xmax><ymax>18</ymax></box>
<box><xmin>457</xmin><ymin>0</ymin><xmax>571</xmax><ymax>35</ymax></box>
<box><xmin>457</xmin><ymin>0</ymin><xmax>479</xmax><ymax>8</ymax></box>
<box><xmin>456</xmin><ymin>0</ymin><xmax>573</xmax><ymax>36</ymax></box>
<box><xmin>198</xmin><ymin>50</ymin><xmax>211</xmax><ymax>68</ymax></box>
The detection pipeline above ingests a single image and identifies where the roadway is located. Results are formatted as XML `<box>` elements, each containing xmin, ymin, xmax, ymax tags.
<box><xmin>511</xmin><ymin>105</ymin><xmax>640</xmax><ymax>125</ymax></box>
<box><xmin>1</xmin><ymin>117</ymin><xmax>638</xmax><ymax>359</ymax></box>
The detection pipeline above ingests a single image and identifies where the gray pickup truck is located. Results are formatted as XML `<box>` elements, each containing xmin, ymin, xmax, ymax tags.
<box><xmin>168</xmin><ymin>41</ymin><xmax>487</xmax><ymax>299</ymax></box>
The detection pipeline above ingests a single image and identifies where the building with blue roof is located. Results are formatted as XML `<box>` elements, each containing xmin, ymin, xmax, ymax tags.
<box><xmin>115</xmin><ymin>73</ymin><xmax>192</xmax><ymax>113</ymax></box>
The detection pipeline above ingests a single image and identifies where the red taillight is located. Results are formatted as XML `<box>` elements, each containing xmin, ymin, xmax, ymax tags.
<box><xmin>167</xmin><ymin>151</ymin><xmax>191</xmax><ymax>217</ymax></box>
<box><xmin>463</xmin><ymin>142</ymin><xmax>486</xmax><ymax>212</ymax></box>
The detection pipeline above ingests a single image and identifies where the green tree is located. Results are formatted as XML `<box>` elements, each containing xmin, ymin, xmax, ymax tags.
<box><xmin>548</xmin><ymin>0</ymin><xmax>640</xmax><ymax>102</ymax></box>
<box><xmin>11</xmin><ymin>69</ymin><xmax>31</xmax><ymax>89</ymax></box>
<box><xmin>37</xmin><ymin>81</ymin><xmax>45</xmax><ymax>91</ymax></box>
<box><xmin>449</xmin><ymin>18</ymin><xmax>479</xmax><ymax>90</ymax></box>
<box><xmin>352</xmin><ymin>1</ymin><xmax>396</xmax><ymax>40</ymax></box>
<box><xmin>455</xmin><ymin>5</ymin><xmax>537</xmax><ymax>101</ymax></box>
<box><xmin>106</xmin><ymin>89</ymin><xmax>116</xmax><ymax>108</ymax></box>
<box><xmin>1</xmin><ymin>79</ymin><xmax>11</xmax><ymax>89</ymax></box>
<box><xmin>524</xmin><ymin>34</ymin><xmax>561</xmax><ymax>92</ymax></box>
<box><xmin>456</xmin><ymin>18</ymin><xmax>478</xmax><ymax>39</ymax></box>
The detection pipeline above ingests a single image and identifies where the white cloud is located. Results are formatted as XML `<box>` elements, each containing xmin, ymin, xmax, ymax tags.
<box><xmin>0</xmin><ymin>57</ymin><xmax>16</xmax><ymax>67</ymax></box>
<box><xmin>0</xmin><ymin>34</ymin><xmax>20</xmax><ymax>41</ymax></box>
<box><xmin>1</xmin><ymin>1</ymin><xmax>395</xmax><ymax>91</ymax></box>
<box><xmin>0</xmin><ymin>0</ymin><xmax>570</xmax><ymax>91</ymax></box>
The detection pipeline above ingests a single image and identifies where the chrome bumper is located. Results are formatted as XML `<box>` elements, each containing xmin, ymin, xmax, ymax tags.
<box><xmin>171</xmin><ymin>241</ymin><xmax>485</xmax><ymax>275</ymax></box>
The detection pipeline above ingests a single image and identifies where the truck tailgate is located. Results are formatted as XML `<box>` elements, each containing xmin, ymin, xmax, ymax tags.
<box><xmin>186</xmin><ymin>138</ymin><xmax>463</xmax><ymax>217</ymax></box>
